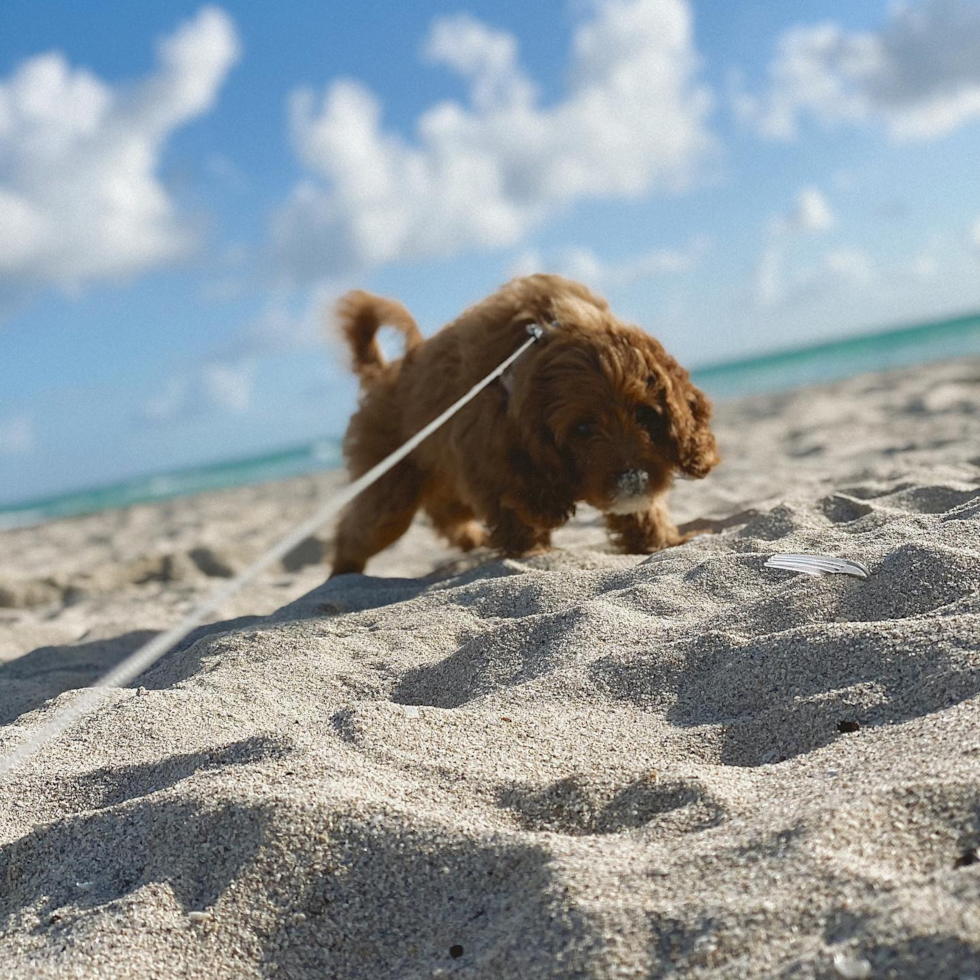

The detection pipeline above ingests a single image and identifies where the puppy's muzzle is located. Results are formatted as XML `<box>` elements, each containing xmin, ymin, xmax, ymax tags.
<box><xmin>606</xmin><ymin>469</ymin><xmax>653</xmax><ymax>515</ymax></box>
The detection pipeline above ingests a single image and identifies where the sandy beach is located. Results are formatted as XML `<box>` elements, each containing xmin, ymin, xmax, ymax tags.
<box><xmin>1</xmin><ymin>356</ymin><xmax>979</xmax><ymax>979</ymax></box>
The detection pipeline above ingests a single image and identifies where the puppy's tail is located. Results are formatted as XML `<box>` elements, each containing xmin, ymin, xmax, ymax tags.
<box><xmin>335</xmin><ymin>290</ymin><xmax>423</xmax><ymax>382</ymax></box>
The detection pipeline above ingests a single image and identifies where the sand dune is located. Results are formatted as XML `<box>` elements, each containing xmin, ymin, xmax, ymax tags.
<box><xmin>1</xmin><ymin>357</ymin><xmax>979</xmax><ymax>978</ymax></box>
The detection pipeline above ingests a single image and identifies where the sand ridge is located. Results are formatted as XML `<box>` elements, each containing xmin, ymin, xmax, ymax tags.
<box><xmin>1</xmin><ymin>357</ymin><xmax>979</xmax><ymax>978</ymax></box>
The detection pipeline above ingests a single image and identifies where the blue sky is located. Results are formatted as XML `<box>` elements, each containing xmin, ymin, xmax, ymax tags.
<box><xmin>2</xmin><ymin>0</ymin><xmax>980</xmax><ymax>504</ymax></box>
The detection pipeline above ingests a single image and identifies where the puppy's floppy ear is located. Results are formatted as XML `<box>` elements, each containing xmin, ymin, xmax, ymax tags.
<box><xmin>504</xmin><ymin>335</ymin><xmax>579</xmax><ymax>499</ymax></box>
<box><xmin>660</xmin><ymin>361</ymin><xmax>720</xmax><ymax>479</ymax></box>
<box><xmin>501</xmin><ymin>313</ymin><xmax>559</xmax><ymax>407</ymax></box>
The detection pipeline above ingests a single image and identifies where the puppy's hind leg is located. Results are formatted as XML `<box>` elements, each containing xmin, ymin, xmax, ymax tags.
<box><xmin>331</xmin><ymin>462</ymin><xmax>421</xmax><ymax>576</ymax></box>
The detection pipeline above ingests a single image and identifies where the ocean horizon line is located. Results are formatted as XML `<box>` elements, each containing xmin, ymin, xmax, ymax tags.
<box><xmin>0</xmin><ymin>439</ymin><xmax>343</xmax><ymax>530</ymax></box>
<box><xmin>691</xmin><ymin>306</ymin><xmax>980</xmax><ymax>377</ymax></box>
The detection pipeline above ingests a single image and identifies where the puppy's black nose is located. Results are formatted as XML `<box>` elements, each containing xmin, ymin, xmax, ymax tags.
<box><xmin>616</xmin><ymin>469</ymin><xmax>649</xmax><ymax>497</ymax></box>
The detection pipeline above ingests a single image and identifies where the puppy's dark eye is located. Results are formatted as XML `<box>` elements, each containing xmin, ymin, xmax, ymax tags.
<box><xmin>636</xmin><ymin>404</ymin><xmax>667</xmax><ymax>440</ymax></box>
<box><xmin>571</xmin><ymin>419</ymin><xmax>595</xmax><ymax>438</ymax></box>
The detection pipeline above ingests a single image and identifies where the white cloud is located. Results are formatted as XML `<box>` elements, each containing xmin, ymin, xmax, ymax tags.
<box><xmin>511</xmin><ymin>235</ymin><xmax>710</xmax><ymax>287</ymax></box>
<box><xmin>971</xmin><ymin>215</ymin><xmax>980</xmax><ymax>250</ymax></box>
<box><xmin>0</xmin><ymin>7</ymin><xmax>239</xmax><ymax>300</ymax></box>
<box><xmin>423</xmin><ymin>13</ymin><xmax>535</xmax><ymax>112</ymax></box>
<box><xmin>0</xmin><ymin>413</ymin><xmax>34</xmax><ymax>455</ymax></box>
<box><xmin>239</xmin><ymin>282</ymin><xmax>340</xmax><ymax>355</ymax></box>
<box><xmin>273</xmin><ymin>0</ymin><xmax>714</xmax><ymax>282</ymax></box>
<box><xmin>141</xmin><ymin>358</ymin><xmax>254</xmax><ymax>423</ymax></box>
<box><xmin>754</xmin><ymin>186</ymin><xmax>836</xmax><ymax>305</ymax></box>
<box><xmin>736</xmin><ymin>0</ymin><xmax>980</xmax><ymax>141</ymax></box>
<box><xmin>757</xmin><ymin>247</ymin><xmax>879</xmax><ymax>310</ymax></box>
<box><xmin>785</xmin><ymin>187</ymin><xmax>835</xmax><ymax>234</ymax></box>
<box><xmin>508</xmin><ymin>248</ymin><xmax>545</xmax><ymax>280</ymax></box>
<box><xmin>202</xmin><ymin>361</ymin><xmax>253</xmax><ymax>414</ymax></box>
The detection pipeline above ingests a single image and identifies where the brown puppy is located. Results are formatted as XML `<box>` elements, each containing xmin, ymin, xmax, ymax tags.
<box><xmin>331</xmin><ymin>274</ymin><xmax>719</xmax><ymax>575</ymax></box>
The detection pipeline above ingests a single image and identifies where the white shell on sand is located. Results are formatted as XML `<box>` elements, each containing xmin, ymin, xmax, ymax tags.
<box><xmin>833</xmin><ymin>950</ymin><xmax>872</xmax><ymax>978</ymax></box>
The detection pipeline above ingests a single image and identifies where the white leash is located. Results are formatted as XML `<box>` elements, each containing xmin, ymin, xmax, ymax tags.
<box><xmin>0</xmin><ymin>325</ymin><xmax>544</xmax><ymax>778</ymax></box>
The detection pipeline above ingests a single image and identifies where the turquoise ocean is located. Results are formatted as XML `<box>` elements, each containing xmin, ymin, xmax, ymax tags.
<box><xmin>4</xmin><ymin>311</ymin><xmax>980</xmax><ymax>529</ymax></box>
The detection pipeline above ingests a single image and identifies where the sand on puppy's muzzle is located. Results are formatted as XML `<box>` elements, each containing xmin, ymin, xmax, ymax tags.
<box><xmin>617</xmin><ymin>469</ymin><xmax>649</xmax><ymax>497</ymax></box>
<box><xmin>606</xmin><ymin>469</ymin><xmax>653</xmax><ymax>515</ymax></box>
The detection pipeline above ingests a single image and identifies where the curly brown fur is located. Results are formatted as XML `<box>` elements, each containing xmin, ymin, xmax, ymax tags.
<box><xmin>330</xmin><ymin>274</ymin><xmax>720</xmax><ymax>576</ymax></box>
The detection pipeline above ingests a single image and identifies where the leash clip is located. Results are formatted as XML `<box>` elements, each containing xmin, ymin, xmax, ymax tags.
<box><xmin>526</xmin><ymin>319</ymin><xmax>559</xmax><ymax>342</ymax></box>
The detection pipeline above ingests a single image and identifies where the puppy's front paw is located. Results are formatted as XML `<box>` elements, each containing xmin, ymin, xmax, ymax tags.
<box><xmin>454</xmin><ymin>521</ymin><xmax>487</xmax><ymax>552</ymax></box>
<box><xmin>604</xmin><ymin>506</ymin><xmax>693</xmax><ymax>554</ymax></box>
<box><xmin>489</xmin><ymin>508</ymin><xmax>553</xmax><ymax>557</ymax></box>
<box><xmin>671</xmin><ymin>525</ymin><xmax>708</xmax><ymax>546</ymax></box>
<box><xmin>505</xmin><ymin>543</ymin><xmax>552</xmax><ymax>559</ymax></box>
